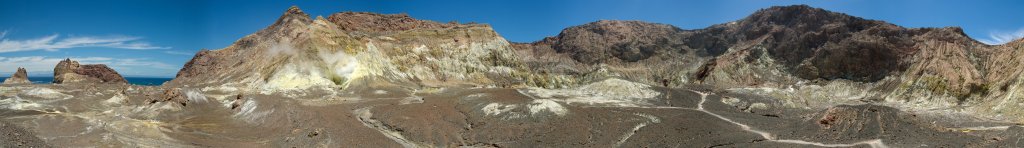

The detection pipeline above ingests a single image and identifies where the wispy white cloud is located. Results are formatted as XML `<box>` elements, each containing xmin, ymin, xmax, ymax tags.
<box><xmin>0</xmin><ymin>32</ymin><xmax>170</xmax><ymax>53</ymax></box>
<box><xmin>0</xmin><ymin>56</ymin><xmax>179</xmax><ymax>77</ymax></box>
<box><xmin>979</xmin><ymin>27</ymin><xmax>1024</xmax><ymax>45</ymax></box>
<box><xmin>163</xmin><ymin>50</ymin><xmax>194</xmax><ymax>56</ymax></box>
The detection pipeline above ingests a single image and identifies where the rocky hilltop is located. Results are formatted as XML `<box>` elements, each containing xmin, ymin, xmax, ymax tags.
<box><xmin>53</xmin><ymin>58</ymin><xmax>127</xmax><ymax>84</ymax></box>
<box><xmin>171</xmin><ymin>6</ymin><xmax>524</xmax><ymax>92</ymax></box>
<box><xmin>2</xmin><ymin>67</ymin><xmax>30</xmax><ymax>84</ymax></box>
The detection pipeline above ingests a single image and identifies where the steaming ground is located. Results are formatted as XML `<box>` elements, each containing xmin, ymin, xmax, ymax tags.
<box><xmin>1</xmin><ymin>79</ymin><xmax>1023</xmax><ymax>147</ymax></box>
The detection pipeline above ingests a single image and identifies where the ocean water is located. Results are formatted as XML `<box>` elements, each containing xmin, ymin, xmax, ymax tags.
<box><xmin>0</xmin><ymin>77</ymin><xmax>172</xmax><ymax>86</ymax></box>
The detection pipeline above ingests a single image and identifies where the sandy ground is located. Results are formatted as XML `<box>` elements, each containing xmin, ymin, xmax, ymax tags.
<box><xmin>0</xmin><ymin>82</ymin><xmax>1022</xmax><ymax>147</ymax></box>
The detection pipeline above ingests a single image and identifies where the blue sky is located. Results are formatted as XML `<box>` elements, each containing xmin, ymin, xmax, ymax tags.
<box><xmin>1</xmin><ymin>0</ymin><xmax>1022</xmax><ymax>77</ymax></box>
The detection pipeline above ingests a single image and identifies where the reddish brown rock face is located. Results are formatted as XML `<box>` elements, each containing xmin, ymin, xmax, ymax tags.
<box><xmin>152</xmin><ymin>88</ymin><xmax>189</xmax><ymax>106</ymax></box>
<box><xmin>548</xmin><ymin>20</ymin><xmax>689</xmax><ymax>63</ymax></box>
<box><xmin>52</xmin><ymin>58</ymin><xmax>127</xmax><ymax>84</ymax></box>
<box><xmin>326</xmin><ymin>12</ymin><xmax>456</xmax><ymax>32</ymax></box>
<box><xmin>174</xmin><ymin>49</ymin><xmax>215</xmax><ymax>79</ymax></box>
<box><xmin>75</xmin><ymin>65</ymin><xmax>128</xmax><ymax>83</ymax></box>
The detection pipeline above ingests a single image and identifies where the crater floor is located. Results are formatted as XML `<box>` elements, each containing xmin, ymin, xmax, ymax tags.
<box><xmin>0</xmin><ymin>82</ymin><xmax>1020</xmax><ymax>147</ymax></box>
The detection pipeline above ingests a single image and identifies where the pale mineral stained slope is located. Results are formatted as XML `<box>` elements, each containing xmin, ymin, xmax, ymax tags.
<box><xmin>169</xmin><ymin>6</ymin><xmax>525</xmax><ymax>93</ymax></box>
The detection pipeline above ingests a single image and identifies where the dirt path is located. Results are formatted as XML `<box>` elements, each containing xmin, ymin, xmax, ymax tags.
<box><xmin>688</xmin><ymin>90</ymin><xmax>888</xmax><ymax>148</ymax></box>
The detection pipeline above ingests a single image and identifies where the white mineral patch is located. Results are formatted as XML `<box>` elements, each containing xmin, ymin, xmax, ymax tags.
<box><xmin>201</xmin><ymin>85</ymin><xmax>239</xmax><ymax>93</ymax></box>
<box><xmin>233</xmin><ymin>99</ymin><xmax>274</xmax><ymax>124</ymax></box>
<box><xmin>519</xmin><ymin>78</ymin><xmax>662</xmax><ymax>108</ymax></box>
<box><xmin>528</xmin><ymin>99</ymin><xmax>567</xmax><ymax>116</ymax></box>
<box><xmin>577</xmin><ymin>78</ymin><xmax>660</xmax><ymax>99</ymax></box>
<box><xmin>481</xmin><ymin>103</ymin><xmax>517</xmax><ymax>116</ymax></box>
<box><xmin>21</xmin><ymin>87</ymin><xmax>72</xmax><ymax>99</ymax></box>
<box><xmin>749</xmin><ymin>103</ymin><xmax>768</xmax><ymax>110</ymax></box>
<box><xmin>104</xmin><ymin>119</ymin><xmax>189</xmax><ymax>147</ymax></box>
<box><xmin>411</xmin><ymin>45</ymin><xmax>428</xmax><ymax>53</ymax></box>
<box><xmin>373</xmin><ymin>90</ymin><xmax>388</xmax><ymax>95</ymax></box>
<box><xmin>399</xmin><ymin>96</ymin><xmax>424</xmax><ymax>105</ymax></box>
<box><xmin>0</xmin><ymin>96</ymin><xmax>42</xmax><ymax>110</ymax></box>
<box><xmin>262</xmin><ymin>64</ymin><xmax>336</xmax><ymax>91</ymax></box>
<box><xmin>103</xmin><ymin>93</ymin><xmax>129</xmax><ymax>105</ymax></box>
<box><xmin>459</xmin><ymin>93</ymin><xmax>488</xmax><ymax>102</ymax></box>
<box><xmin>721</xmin><ymin>97</ymin><xmax>743</xmax><ymax>106</ymax></box>
<box><xmin>185</xmin><ymin>90</ymin><xmax>209</xmax><ymax>104</ymax></box>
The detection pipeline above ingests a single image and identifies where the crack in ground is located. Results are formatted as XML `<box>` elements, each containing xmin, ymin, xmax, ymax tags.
<box><xmin>708</xmin><ymin>139</ymin><xmax>767</xmax><ymax>148</ymax></box>
<box><xmin>353</xmin><ymin>106</ymin><xmax>419</xmax><ymax>147</ymax></box>
<box><xmin>613</xmin><ymin>113</ymin><xmax>661</xmax><ymax>147</ymax></box>
<box><xmin>689</xmin><ymin>90</ymin><xmax>889</xmax><ymax>148</ymax></box>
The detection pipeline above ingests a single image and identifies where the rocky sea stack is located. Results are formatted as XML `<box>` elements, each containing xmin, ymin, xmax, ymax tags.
<box><xmin>53</xmin><ymin>58</ymin><xmax>127</xmax><ymax>84</ymax></box>
<box><xmin>2</xmin><ymin>67</ymin><xmax>30</xmax><ymax>84</ymax></box>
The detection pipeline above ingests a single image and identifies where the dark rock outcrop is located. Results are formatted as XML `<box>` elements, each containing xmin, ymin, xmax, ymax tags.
<box><xmin>327</xmin><ymin>12</ymin><xmax>457</xmax><ymax>33</ymax></box>
<box><xmin>151</xmin><ymin>88</ymin><xmax>189</xmax><ymax>106</ymax></box>
<box><xmin>546</xmin><ymin>20</ymin><xmax>691</xmax><ymax>63</ymax></box>
<box><xmin>2</xmin><ymin>67</ymin><xmax>30</xmax><ymax>84</ymax></box>
<box><xmin>53</xmin><ymin>58</ymin><xmax>127</xmax><ymax>84</ymax></box>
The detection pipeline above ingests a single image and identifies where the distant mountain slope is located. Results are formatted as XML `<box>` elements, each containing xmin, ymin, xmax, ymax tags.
<box><xmin>513</xmin><ymin>5</ymin><xmax>1024</xmax><ymax>121</ymax></box>
<box><xmin>170</xmin><ymin>5</ymin><xmax>1024</xmax><ymax>121</ymax></box>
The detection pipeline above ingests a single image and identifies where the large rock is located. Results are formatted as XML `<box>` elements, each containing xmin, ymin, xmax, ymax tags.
<box><xmin>53</xmin><ymin>58</ymin><xmax>127</xmax><ymax>84</ymax></box>
<box><xmin>2</xmin><ymin>67</ymin><xmax>30</xmax><ymax>84</ymax></box>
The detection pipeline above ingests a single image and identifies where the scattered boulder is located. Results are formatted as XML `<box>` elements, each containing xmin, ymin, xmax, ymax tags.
<box><xmin>53</xmin><ymin>58</ymin><xmax>127</xmax><ymax>84</ymax></box>
<box><xmin>150</xmin><ymin>88</ymin><xmax>189</xmax><ymax>106</ymax></box>
<box><xmin>2</xmin><ymin>67</ymin><xmax>31</xmax><ymax>84</ymax></box>
<box><xmin>230</xmin><ymin>94</ymin><xmax>245</xmax><ymax>110</ymax></box>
